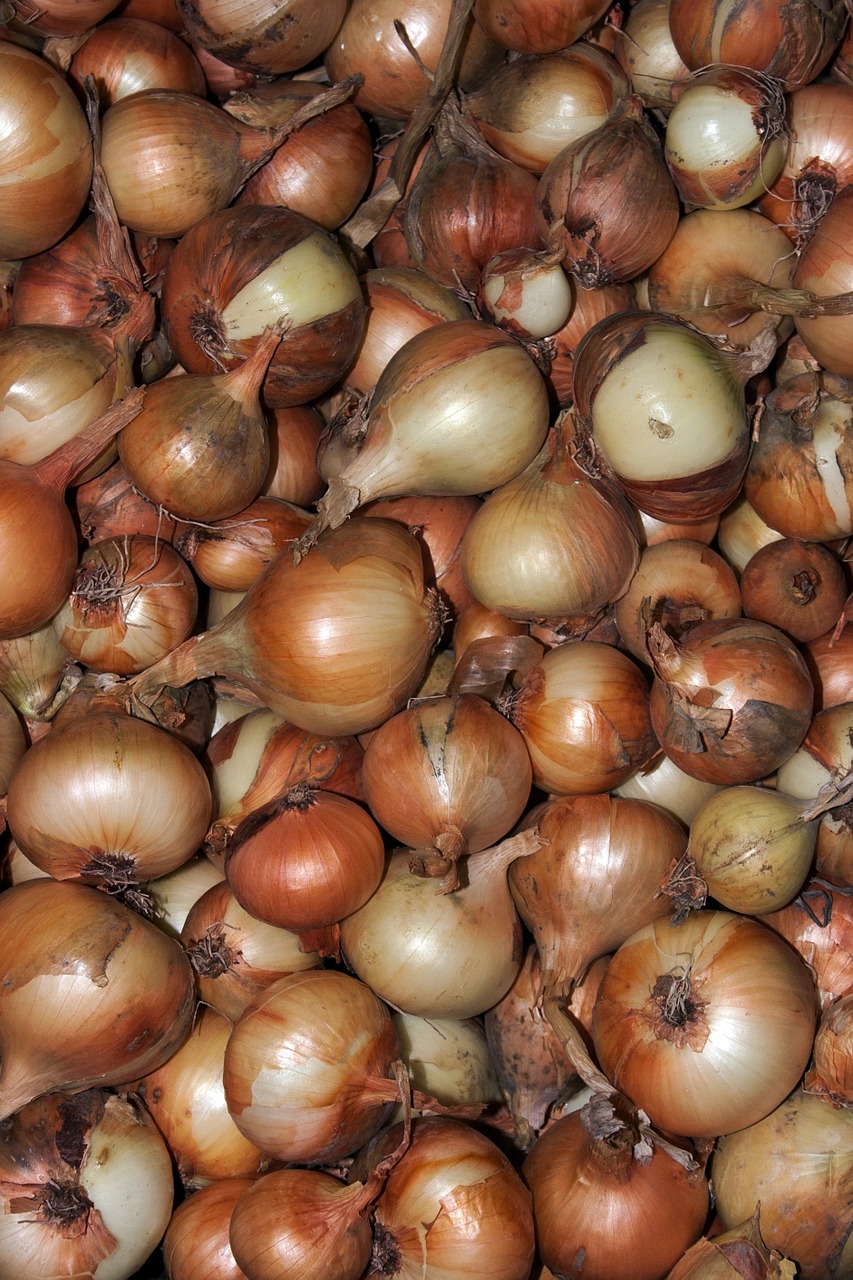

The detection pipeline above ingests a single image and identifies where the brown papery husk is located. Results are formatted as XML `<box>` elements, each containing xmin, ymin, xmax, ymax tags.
<box><xmin>647</xmin><ymin>616</ymin><xmax>815</xmax><ymax>785</ymax></box>
<box><xmin>508</xmin><ymin>792</ymin><xmax>686</xmax><ymax>1001</ymax></box>
<box><xmin>758</xmin><ymin>79</ymin><xmax>853</xmax><ymax>236</ymax></box>
<box><xmin>402</xmin><ymin>97</ymin><xmax>540</xmax><ymax>293</ymax></box>
<box><xmin>794</xmin><ymin>186</ymin><xmax>853</xmax><ymax>378</ymax></box>
<box><xmin>459</xmin><ymin>412</ymin><xmax>640</xmax><ymax>627</ymax></box>
<box><xmin>175</xmin><ymin>496</ymin><xmax>312</xmax><ymax>592</ymax></box>
<box><xmin>129</xmin><ymin>517</ymin><xmax>442</xmax><ymax>737</ymax></box>
<box><xmin>763</xmin><ymin>877</ymin><xmax>853</xmax><ymax>1011</ymax></box>
<box><xmin>535</xmin><ymin>93</ymin><xmax>681</xmax><ymax>288</ymax></box>
<box><xmin>666</xmin><ymin>1209</ymin><xmax>797</xmax><ymax>1279</ymax></box>
<box><xmin>118</xmin><ymin>323</ymin><xmax>280</xmax><ymax>521</ymax></box>
<box><xmin>73</xmin><ymin>457</ymin><xmax>181</xmax><ymax>546</ymax></box>
<box><xmin>804</xmin><ymin>991</ymin><xmax>853</xmax><ymax>1107</ymax></box>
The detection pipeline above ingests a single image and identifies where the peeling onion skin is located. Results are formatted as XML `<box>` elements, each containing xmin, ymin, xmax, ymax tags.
<box><xmin>179</xmin><ymin>0</ymin><xmax>348</xmax><ymax>76</ymax></box>
<box><xmin>0</xmin><ymin>879</ymin><xmax>197</xmax><ymax>1122</ymax></box>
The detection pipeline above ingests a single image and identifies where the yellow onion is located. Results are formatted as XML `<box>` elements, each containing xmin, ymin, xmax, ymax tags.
<box><xmin>162</xmin><ymin>1177</ymin><xmax>256</xmax><ymax>1280</ymax></box>
<box><xmin>0</xmin><ymin>41</ymin><xmax>93</xmax><ymax>260</ymax></box>
<box><xmin>665</xmin><ymin>1210</ymin><xmax>797</xmax><ymax>1279</ymax></box>
<box><xmin>128</xmin><ymin>1004</ymin><xmax>270</xmax><ymax>1190</ymax></box>
<box><xmin>5</xmin><ymin>710</ymin><xmax>212</xmax><ymax>893</ymax></box>
<box><xmin>592</xmin><ymin>910</ymin><xmax>818</xmax><ymax>1139</ymax></box>
<box><xmin>222</xmin><ymin>968</ymin><xmax>402</xmax><ymax>1164</ymax></box>
<box><xmin>805</xmin><ymin>993</ymin><xmax>853</xmax><ymax>1106</ymax></box>
<box><xmin>712</xmin><ymin>1087</ymin><xmax>853</xmax><ymax>1280</ymax></box>
<box><xmin>131</xmin><ymin>518</ymin><xmax>441</xmax><ymax>737</ymax></box>
<box><xmin>175</xmin><ymin>0</ymin><xmax>347</xmax><ymax>76</ymax></box>
<box><xmin>0</xmin><ymin>878</ymin><xmax>196</xmax><ymax>1120</ymax></box>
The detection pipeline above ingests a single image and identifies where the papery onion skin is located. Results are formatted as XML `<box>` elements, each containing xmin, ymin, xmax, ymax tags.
<box><xmin>357</xmin><ymin>1115</ymin><xmax>536</xmax><ymax>1280</ymax></box>
<box><xmin>793</xmin><ymin>187</ymin><xmax>853</xmax><ymax>377</ymax></box>
<box><xmin>6</xmin><ymin>710</ymin><xmax>213</xmax><ymax>888</ymax></box>
<box><xmin>473</xmin><ymin>0</ymin><xmax>612</xmax><ymax>55</ymax></box>
<box><xmin>180</xmin><ymin>0</ymin><xmax>348</xmax><ymax>76</ymax></box>
<box><xmin>222</xmin><ymin>968</ymin><xmax>401</xmax><ymax>1165</ymax></box>
<box><xmin>740</xmin><ymin>537</ymin><xmax>847</xmax><ymax>643</ymax></box>
<box><xmin>522</xmin><ymin>1104</ymin><xmax>709</xmax><ymax>1280</ymax></box>
<box><xmin>712</xmin><ymin>1087</ymin><xmax>853</xmax><ymax>1280</ymax></box>
<box><xmin>0</xmin><ymin>878</ymin><xmax>196</xmax><ymax>1120</ymax></box>
<box><xmin>68</xmin><ymin>16</ymin><xmax>207</xmax><ymax>103</ymax></box>
<box><xmin>763</xmin><ymin>879</ymin><xmax>853</xmax><ymax>1011</ymax></box>
<box><xmin>592</xmin><ymin>910</ymin><xmax>818</xmax><ymax>1139</ymax></box>
<box><xmin>0</xmin><ymin>41</ymin><xmax>94</xmax><ymax>260</ymax></box>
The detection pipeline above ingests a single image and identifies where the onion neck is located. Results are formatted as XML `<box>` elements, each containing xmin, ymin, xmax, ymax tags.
<box><xmin>33</xmin><ymin>387</ymin><xmax>145</xmax><ymax>494</ymax></box>
<box><xmin>220</xmin><ymin>323</ymin><xmax>284</xmax><ymax>407</ymax></box>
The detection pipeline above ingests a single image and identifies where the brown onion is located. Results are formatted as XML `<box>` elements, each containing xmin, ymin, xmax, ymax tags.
<box><xmin>161</xmin><ymin>203</ymin><xmax>365</xmax><ymax>408</ymax></box>
<box><xmin>179</xmin><ymin>0</ymin><xmax>347</xmax><ymax>76</ymax></box>
<box><xmin>222</xmin><ymin>968</ymin><xmax>402</xmax><ymax>1164</ymax></box>
<box><xmin>52</xmin><ymin>534</ymin><xmax>198</xmax><ymax>674</ymax></box>
<box><xmin>361</xmin><ymin>692</ymin><xmax>532</xmax><ymax>890</ymax></box>
<box><xmin>176</xmin><ymin>498</ymin><xmax>312</xmax><ymax>593</ymax></box>
<box><xmin>0</xmin><ymin>878</ymin><xmax>195</xmax><ymax>1119</ymax></box>
<box><xmin>506</xmin><ymin>637</ymin><xmax>657</xmax><ymax>795</ymax></box>
<box><xmin>592</xmin><ymin>909</ymin><xmax>818</xmax><ymax>1139</ymax></box>
<box><xmin>263</xmin><ymin>404</ymin><xmax>325</xmax><ymax>508</ymax></box>
<box><xmin>0</xmin><ymin>41</ymin><xmax>93</xmax><ymax>260</ymax></box>
<box><xmin>793</xmin><ymin>187</ymin><xmax>853</xmax><ymax>377</ymax></box>
<box><xmin>648</xmin><ymin>615</ymin><xmax>814</xmax><ymax>784</ymax></box>
<box><xmin>131</xmin><ymin>518</ymin><xmax>441</xmax><ymax>737</ymax></box>
<box><xmin>162</xmin><ymin>1177</ymin><xmax>255</xmax><ymax>1280</ymax></box>
<box><xmin>68</xmin><ymin>16</ymin><xmax>207</xmax><ymax>103</ymax></box>
<box><xmin>764</xmin><ymin>879</ymin><xmax>853</xmax><ymax>1010</ymax></box>
<box><xmin>740</xmin><ymin>537</ymin><xmax>847</xmax><ymax>643</ymax></box>
<box><xmin>473</xmin><ymin>0</ymin><xmax>612</xmax><ymax>54</ymax></box>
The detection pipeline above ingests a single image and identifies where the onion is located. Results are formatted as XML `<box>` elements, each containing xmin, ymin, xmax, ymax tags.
<box><xmin>5</xmin><ymin>709</ymin><xmax>212</xmax><ymax>895</ymax></box>
<box><xmin>614</xmin><ymin>752</ymin><xmax>724</xmax><ymax>828</ymax></box>
<box><xmin>183</xmin><ymin>880</ymin><xmax>322</xmax><ymax>1020</ymax></box>
<box><xmin>523</xmin><ymin>1095</ymin><xmax>709</xmax><ymax>1280</ymax></box>
<box><xmin>665</xmin><ymin>1209</ymin><xmax>796</xmax><ymax>1280</ymax></box>
<box><xmin>141</xmin><ymin>854</ymin><xmax>224</xmax><ymax>938</ymax></box>
<box><xmin>591</xmin><ymin>909</ymin><xmax>817</xmax><ymax>1139</ymax></box>
<box><xmin>402</xmin><ymin>101</ymin><xmax>540</xmax><ymax>294</ymax></box>
<box><xmin>0</xmin><ymin>688</ymin><xmax>25</xmax><ymax>794</ymax></box>
<box><xmin>777</xmin><ymin>701</ymin><xmax>853</xmax><ymax>885</ymax></box>
<box><xmin>0</xmin><ymin>1088</ymin><xmax>174</xmax><ymax>1280</ymax></box>
<box><xmin>664</xmin><ymin>66</ymin><xmax>787</xmax><ymax>211</ymax></box>
<box><xmin>473</xmin><ymin>0</ymin><xmax>612</xmax><ymax>54</ymax></box>
<box><xmin>717</xmin><ymin>491</ymin><xmax>784</xmax><ymax>576</ymax></box>
<box><xmin>361</xmin><ymin>692</ymin><xmax>532</xmax><ymax>891</ymax></box>
<box><xmin>506</xmin><ymin>637</ymin><xmax>657</xmax><ymax>796</ymax></box>
<box><xmin>793</xmin><ymin>187</ymin><xmax>853</xmax><ymax>376</ymax></box>
<box><xmin>131</xmin><ymin>518</ymin><xmax>441</xmax><ymax>737</ymax></box>
<box><xmin>325</xmin><ymin>0</ymin><xmax>502</xmax><ymax>119</ymax></box>
<box><xmin>803</xmin><ymin>627</ymin><xmax>853</xmax><ymax>711</ymax></box>
<box><xmin>668</xmin><ymin>0</ymin><xmax>847</xmax><ymax>92</ymax></box>
<box><xmin>740</xmin><ymin>537</ymin><xmax>848</xmax><ymax>643</ymax></box>
<box><xmin>0</xmin><ymin>388</ymin><xmax>143</xmax><ymax>640</ymax></box>
<box><xmin>392</xmin><ymin>1011</ymin><xmax>501</xmax><ymax>1109</ymax></box>
<box><xmin>162</xmin><ymin>1177</ymin><xmax>256</xmax><ymax>1280</ymax></box>
<box><xmin>129</xmin><ymin>1004</ymin><xmax>270</xmax><ymax>1189</ymax></box>
<box><xmin>225</xmin><ymin>783</ymin><xmax>385</xmax><ymax>931</ymax></box>
<box><xmin>119</xmin><ymin>324</ymin><xmax>282</xmax><ymax>521</ymax></box>
<box><xmin>464</xmin><ymin>41</ymin><xmax>630</xmax><ymax>174</ymax></box>
<box><xmin>460</xmin><ymin>415</ymin><xmax>640</xmax><ymax>629</ymax></box>
<box><xmin>763</xmin><ymin>879</ymin><xmax>853</xmax><ymax>1010</ymax></box>
<box><xmin>160</xmin><ymin>203</ymin><xmax>365</xmax><ymax>408</ymax></box>
<box><xmin>613</xmin><ymin>537</ymin><xmax>742</xmax><ymax>664</ymax></box>
<box><xmin>541</xmin><ymin>279</ymin><xmax>637</xmax><ymax>406</ymax></box>
<box><xmin>227</xmin><ymin>80</ymin><xmax>374</xmax><ymax>231</ymax></box>
<box><xmin>573</xmin><ymin>311</ymin><xmax>756</xmax><ymax>523</ymax></box>
<box><xmin>73</xmin><ymin>457</ymin><xmax>181</xmax><ymax>546</ymax></box>
<box><xmin>0</xmin><ymin>41</ymin><xmax>93</xmax><ymax>260</ymax></box>
<box><xmin>52</xmin><ymin>534</ymin><xmax>198</xmax><ymax>675</ymax></box>
<box><xmin>647</xmin><ymin>616</ymin><xmax>814</xmax><ymax>784</ymax></box>
<box><xmin>295</xmin><ymin>319</ymin><xmax>550</xmax><ymax>553</ymax></box>
<box><xmin>176</xmin><ymin>498</ymin><xmax>312</xmax><ymax>593</ymax></box>
<box><xmin>508</xmin><ymin>792</ymin><xmax>686</xmax><ymax>999</ymax></box>
<box><xmin>340</xmin><ymin>831</ymin><xmax>540</xmax><ymax>1020</ymax></box>
<box><xmin>355</xmin><ymin>1114</ymin><xmax>536</xmax><ymax>1280</ymax></box>
<box><xmin>712</xmin><ymin>1087</ymin><xmax>853</xmax><ymax>1280</ymax></box>
<box><xmin>178</xmin><ymin>0</ymin><xmax>348</xmax><ymax>76</ymax></box>
<box><xmin>67</xmin><ymin>16</ymin><xmax>207</xmax><ymax>103</ymax></box>
<box><xmin>615</xmin><ymin>0</ymin><xmax>690</xmax><ymax>112</ymax></box>
<box><xmin>0</xmin><ymin>878</ymin><xmax>196</xmax><ymax>1120</ymax></box>
<box><xmin>805</xmin><ymin>993</ymin><xmax>853</xmax><ymax>1107</ymax></box>
<box><xmin>343</xmin><ymin>266</ymin><xmax>470</xmax><ymax>396</ymax></box>
<box><xmin>479</xmin><ymin>244</ymin><xmax>574</xmax><ymax>340</ymax></box>
<box><xmin>222</xmin><ymin>968</ymin><xmax>402</xmax><ymax>1164</ymax></box>
<box><xmin>263</xmin><ymin>404</ymin><xmax>325</xmax><ymax>508</ymax></box>
<box><xmin>536</xmin><ymin>95</ymin><xmax>681</xmax><ymax>288</ymax></box>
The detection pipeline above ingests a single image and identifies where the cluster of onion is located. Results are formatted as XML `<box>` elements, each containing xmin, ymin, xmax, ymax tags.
<box><xmin>4</xmin><ymin>0</ymin><xmax>853</xmax><ymax>1278</ymax></box>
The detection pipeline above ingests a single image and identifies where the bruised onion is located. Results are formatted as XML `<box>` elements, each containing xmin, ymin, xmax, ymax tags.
<box><xmin>179</xmin><ymin>0</ymin><xmax>347</xmax><ymax>76</ymax></box>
